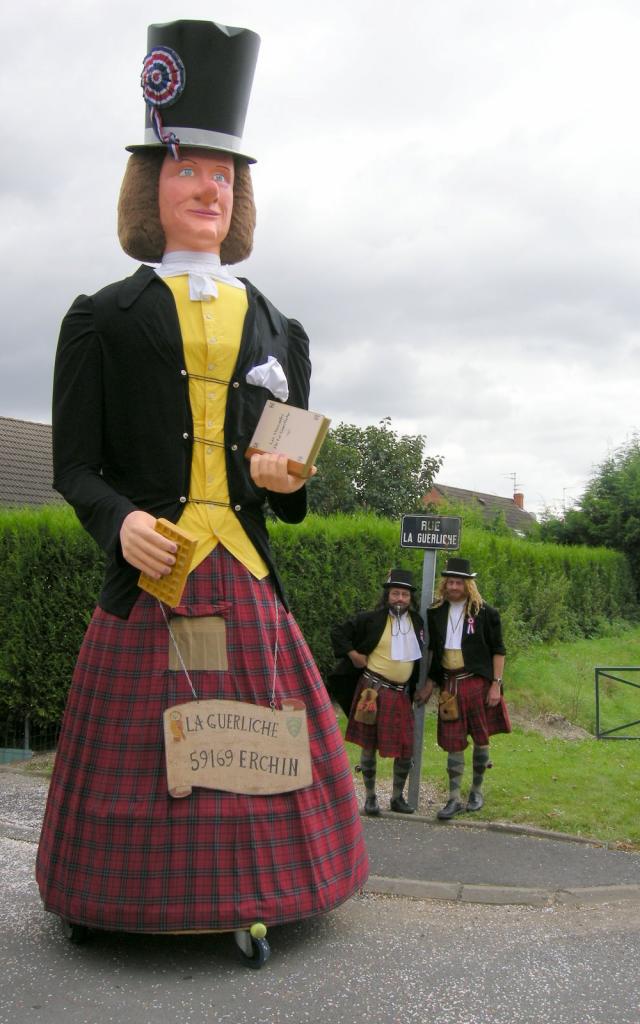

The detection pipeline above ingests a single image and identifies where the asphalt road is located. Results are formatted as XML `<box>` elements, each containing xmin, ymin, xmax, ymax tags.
<box><xmin>2</xmin><ymin>767</ymin><xmax>640</xmax><ymax>1024</ymax></box>
<box><xmin>1</xmin><ymin>834</ymin><xmax>639</xmax><ymax>1023</ymax></box>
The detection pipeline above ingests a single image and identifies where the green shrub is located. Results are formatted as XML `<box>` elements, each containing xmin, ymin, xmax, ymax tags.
<box><xmin>0</xmin><ymin>508</ymin><xmax>636</xmax><ymax>727</ymax></box>
<box><xmin>0</xmin><ymin>506</ymin><xmax>103</xmax><ymax>724</ymax></box>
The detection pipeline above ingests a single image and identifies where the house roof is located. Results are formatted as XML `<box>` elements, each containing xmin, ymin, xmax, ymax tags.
<box><xmin>425</xmin><ymin>483</ymin><xmax>537</xmax><ymax>534</ymax></box>
<box><xmin>0</xmin><ymin>417</ymin><xmax>64</xmax><ymax>506</ymax></box>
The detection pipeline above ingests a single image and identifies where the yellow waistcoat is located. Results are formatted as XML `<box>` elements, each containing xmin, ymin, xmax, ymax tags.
<box><xmin>367</xmin><ymin>618</ymin><xmax>414</xmax><ymax>683</ymax></box>
<box><xmin>164</xmin><ymin>276</ymin><xmax>269</xmax><ymax>578</ymax></box>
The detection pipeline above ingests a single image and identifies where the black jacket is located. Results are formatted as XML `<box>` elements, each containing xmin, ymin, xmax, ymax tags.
<box><xmin>327</xmin><ymin>606</ymin><xmax>424</xmax><ymax>715</ymax></box>
<box><xmin>52</xmin><ymin>265</ymin><xmax>311</xmax><ymax>617</ymax></box>
<box><xmin>427</xmin><ymin>602</ymin><xmax>505</xmax><ymax>685</ymax></box>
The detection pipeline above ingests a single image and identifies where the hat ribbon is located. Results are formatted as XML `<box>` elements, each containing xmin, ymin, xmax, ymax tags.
<box><xmin>150</xmin><ymin>108</ymin><xmax>181</xmax><ymax>160</ymax></box>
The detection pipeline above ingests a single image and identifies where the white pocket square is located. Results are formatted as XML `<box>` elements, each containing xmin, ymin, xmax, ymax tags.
<box><xmin>245</xmin><ymin>356</ymin><xmax>289</xmax><ymax>401</ymax></box>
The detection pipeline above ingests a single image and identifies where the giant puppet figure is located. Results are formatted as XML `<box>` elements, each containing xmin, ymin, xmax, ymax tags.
<box><xmin>36</xmin><ymin>20</ymin><xmax>368</xmax><ymax>958</ymax></box>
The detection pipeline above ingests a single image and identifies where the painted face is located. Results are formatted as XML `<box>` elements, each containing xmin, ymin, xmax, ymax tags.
<box><xmin>387</xmin><ymin>587</ymin><xmax>412</xmax><ymax>611</ymax></box>
<box><xmin>444</xmin><ymin>577</ymin><xmax>467</xmax><ymax>602</ymax></box>
<box><xmin>158</xmin><ymin>149</ymin><xmax>235</xmax><ymax>254</ymax></box>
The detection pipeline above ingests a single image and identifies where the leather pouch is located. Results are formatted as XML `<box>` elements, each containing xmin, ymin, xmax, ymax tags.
<box><xmin>354</xmin><ymin>687</ymin><xmax>378</xmax><ymax>725</ymax></box>
<box><xmin>438</xmin><ymin>689</ymin><xmax>459</xmax><ymax>722</ymax></box>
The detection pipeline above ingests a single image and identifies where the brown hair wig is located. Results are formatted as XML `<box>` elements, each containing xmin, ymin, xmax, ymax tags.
<box><xmin>117</xmin><ymin>150</ymin><xmax>256</xmax><ymax>265</ymax></box>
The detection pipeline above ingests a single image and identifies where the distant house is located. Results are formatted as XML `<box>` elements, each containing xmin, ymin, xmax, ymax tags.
<box><xmin>0</xmin><ymin>417</ymin><xmax>64</xmax><ymax>507</ymax></box>
<box><xmin>424</xmin><ymin>483</ymin><xmax>537</xmax><ymax>536</ymax></box>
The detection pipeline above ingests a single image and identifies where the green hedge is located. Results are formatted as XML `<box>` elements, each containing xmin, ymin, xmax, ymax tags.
<box><xmin>0</xmin><ymin>508</ymin><xmax>636</xmax><ymax>727</ymax></box>
<box><xmin>274</xmin><ymin>515</ymin><xmax>638</xmax><ymax>673</ymax></box>
<box><xmin>0</xmin><ymin>506</ymin><xmax>104</xmax><ymax>724</ymax></box>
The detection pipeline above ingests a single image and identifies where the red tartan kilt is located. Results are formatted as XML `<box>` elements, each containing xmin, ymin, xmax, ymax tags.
<box><xmin>36</xmin><ymin>546</ymin><xmax>368</xmax><ymax>932</ymax></box>
<box><xmin>345</xmin><ymin>676</ymin><xmax>414</xmax><ymax>759</ymax></box>
<box><xmin>437</xmin><ymin>675</ymin><xmax>511</xmax><ymax>752</ymax></box>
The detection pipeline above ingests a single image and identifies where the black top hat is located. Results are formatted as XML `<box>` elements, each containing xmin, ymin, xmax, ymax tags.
<box><xmin>441</xmin><ymin>557</ymin><xmax>477</xmax><ymax>578</ymax></box>
<box><xmin>127</xmin><ymin>20</ymin><xmax>260</xmax><ymax>162</ymax></box>
<box><xmin>384</xmin><ymin>569</ymin><xmax>416</xmax><ymax>591</ymax></box>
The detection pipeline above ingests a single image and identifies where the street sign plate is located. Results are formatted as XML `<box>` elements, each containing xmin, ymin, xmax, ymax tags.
<box><xmin>400</xmin><ymin>514</ymin><xmax>462</xmax><ymax>550</ymax></box>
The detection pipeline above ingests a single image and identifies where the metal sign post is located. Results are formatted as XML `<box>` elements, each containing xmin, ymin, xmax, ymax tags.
<box><xmin>408</xmin><ymin>551</ymin><xmax>436</xmax><ymax>809</ymax></box>
<box><xmin>399</xmin><ymin>515</ymin><xmax>462</xmax><ymax>810</ymax></box>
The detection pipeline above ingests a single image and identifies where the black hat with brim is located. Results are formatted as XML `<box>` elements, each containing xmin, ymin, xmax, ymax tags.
<box><xmin>441</xmin><ymin>557</ymin><xmax>477</xmax><ymax>578</ymax></box>
<box><xmin>384</xmin><ymin>569</ymin><xmax>416</xmax><ymax>591</ymax></box>
<box><xmin>127</xmin><ymin>20</ymin><xmax>260</xmax><ymax>163</ymax></box>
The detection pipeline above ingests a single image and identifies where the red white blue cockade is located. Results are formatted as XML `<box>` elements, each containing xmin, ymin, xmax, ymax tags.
<box><xmin>141</xmin><ymin>46</ymin><xmax>186</xmax><ymax>107</ymax></box>
<box><xmin>140</xmin><ymin>46</ymin><xmax>186</xmax><ymax>157</ymax></box>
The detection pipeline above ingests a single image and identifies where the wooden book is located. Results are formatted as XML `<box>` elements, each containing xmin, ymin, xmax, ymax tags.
<box><xmin>138</xmin><ymin>518</ymin><xmax>198</xmax><ymax>608</ymax></box>
<box><xmin>245</xmin><ymin>402</ymin><xmax>331</xmax><ymax>478</ymax></box>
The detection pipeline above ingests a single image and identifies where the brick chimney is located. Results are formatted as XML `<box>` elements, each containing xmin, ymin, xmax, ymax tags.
<box><xmin>513</xmin><ymin>492</ymin><xmax>524</xmax><ymax>509</ymax></box>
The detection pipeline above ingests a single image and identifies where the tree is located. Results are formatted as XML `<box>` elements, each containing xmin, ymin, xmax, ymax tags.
<box><xmin>308</xmin><ymin>417</ymin><xmax>443</xmax><ymax>518</ymax></box>
<box><xmin>539</xmin><ymin>435</ymin><xmax>640</xmax><ymax>590</ymax></box>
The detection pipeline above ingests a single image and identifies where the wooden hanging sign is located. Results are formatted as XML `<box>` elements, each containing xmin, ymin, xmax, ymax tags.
<box><xmin>163</xmin><ymin>698</ymin><xmax>313</xmax><ymax>798</ymax></box>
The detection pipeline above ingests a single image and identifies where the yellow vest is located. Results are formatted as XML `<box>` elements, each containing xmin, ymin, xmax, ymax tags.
<box><xmin>164</xmin><ymin>276</ymin><xmax>269</xmax><ymax>578</ymax></box>
<box><xmin>367</xmin><ymin>617</ymin><xmax>414</xmax><ymax>683</ymax></box>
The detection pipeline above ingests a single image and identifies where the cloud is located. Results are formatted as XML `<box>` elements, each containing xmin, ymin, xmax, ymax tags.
<box><xmin>3</xmin><ymin>0</ymin><xmax>640</xmax><ymax>516</ymax></box>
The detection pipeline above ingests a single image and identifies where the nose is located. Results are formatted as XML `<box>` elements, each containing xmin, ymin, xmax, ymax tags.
<box><xmin>196</xmin><ymin>175</ymin><xmax>220</xmax><ymax>204</ymax></box>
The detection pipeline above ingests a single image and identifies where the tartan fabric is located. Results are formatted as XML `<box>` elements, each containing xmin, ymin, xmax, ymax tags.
<box><xmin>437</xmin><ymin>675</ymin><xmax>511</xmax><ymax>752</ymax></box>
<box><xmin>345</xmin><ymin>676</ymin><xmax>414</xmax><ymax>759</ymax></box>
<box><xmin>36</xmin><ymin>547</ymin><xmax>368</xmax><ymax>933</ymax></box>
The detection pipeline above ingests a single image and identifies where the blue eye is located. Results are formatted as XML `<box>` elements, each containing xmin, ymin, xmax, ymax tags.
<box><xmin>178</xmin><ymin>167</ymin><xmax>194</xmax><ymax>177</ymax></box>
<box><xmin>212</xmin><ymin>172</ymin><xmax>227</xmax><ymax>183</ymax></box>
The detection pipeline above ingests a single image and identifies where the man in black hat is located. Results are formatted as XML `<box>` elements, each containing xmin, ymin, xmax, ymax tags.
<box><xmin>328</xmin><ymin>569</ymin><xmax>424</xmax><ymax>815</ymax></box>
<box><xmin>37</xmin><ymin>18</ymin><xmax>368</xmax><ymax>944</ymax></box>
<box><xmin>415</xmin><ymin>557</ymin><xmax>511</xmax><ymax>819</ymax></box>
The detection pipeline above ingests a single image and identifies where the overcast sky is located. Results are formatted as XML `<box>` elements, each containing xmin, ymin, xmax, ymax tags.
<box><xmin>3</xmin><ymin>0</ymin><xmax>640</xmax><ymax>515</ymax></box>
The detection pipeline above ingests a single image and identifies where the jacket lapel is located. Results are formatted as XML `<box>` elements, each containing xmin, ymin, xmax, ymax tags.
<box><xmin>118</xmin><ymin>265</ymin><xmax>186</xmax><ymax>369</ymax></box>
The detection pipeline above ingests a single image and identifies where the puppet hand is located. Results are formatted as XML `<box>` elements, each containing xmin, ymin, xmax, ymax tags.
<box><xmin>120</xmin><ymin>510</ymin><xmax>177</xmax><ymax>577</ymax></box>
<box><xmin>249</xmin><ymin>453</ymin><xmax>316</xmax><ymax>493</ymax></box>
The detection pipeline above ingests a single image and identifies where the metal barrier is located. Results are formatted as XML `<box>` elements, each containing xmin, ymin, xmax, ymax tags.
<box><xmin>595</xmin><ymin>666</ymin><xmax>640</xmax><ymax>740</ymax></box>
<box><xmin>0</xmin><ymin>716</ymin><xmax>60</xmax><ymax>755</ymax></box>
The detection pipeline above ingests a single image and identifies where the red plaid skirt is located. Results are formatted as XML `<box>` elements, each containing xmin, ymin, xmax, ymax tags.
<box><xmin>36</xmin><ymin>547</ymin><xmax>368</xmax><ymax>932</ymax></box>
<box><xmin>345</xmin><ymin>676</ymin><xmax>414</xmax><ymax>759</ymax></box>
<box><xmin>437</xmin><ymin>675</ymin><xmax>511</xmax><ymax>752</ymax></box>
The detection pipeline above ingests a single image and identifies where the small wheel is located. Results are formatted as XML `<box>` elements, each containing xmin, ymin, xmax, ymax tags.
<box><xmin>62</xmin><ymin>920</ymin><xmax>90</xmax><ymax>945</ymax></box>
<box><xmin>243</xmin><ymin>936</ymin><xmax>271</xmax><ymax>969</ymax></box>
<box><xmin>234</xmin><ymin>927</ymin><xmax>271</xmax><ymax>968</ymax></box>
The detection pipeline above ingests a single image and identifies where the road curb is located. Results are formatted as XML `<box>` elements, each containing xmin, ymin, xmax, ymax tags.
<box><xmin>365</xmin><ymin>874</ymin><xmax>640</xmax><ymax>906</ymax></box>
<box><xmin>367</xmin><ymin>809</ymin><xmax>625</xmax><ymax>849</ymax></box>
<box><xmin>4</xmin><ymin>819</ymin><xmax>640</xmax><ymax>908</ymax></box>
<box><xmin>0</xmin><ymin>823</ymin><xmax>40</xmax><ymax>844</ymax></box>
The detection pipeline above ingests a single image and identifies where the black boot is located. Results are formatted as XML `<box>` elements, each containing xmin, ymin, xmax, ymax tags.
<box><xmin>391</xmin><ymin>757</ymin><xmax>413</xmax><ymax>814</ymax></box>
<box><xmin>390</xmin><ymin>795</ymin><xmax>414</xmax><ymax>814</ymax></box>
<box><xmin>364</xmin><ymin>794</ymin><xmax>381</xmax><ymax>816</ymax></box>
<box><xmin>436</xmin><ymin>798</ymin><xmax>465</xmax><ymax>820</ymax></box>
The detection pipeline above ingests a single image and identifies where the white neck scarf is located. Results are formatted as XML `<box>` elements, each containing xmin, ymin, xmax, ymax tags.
<box><xmin>445</xmin><ymin>600</ymin><xmax>466</xmax><ymax>649</ymax></box>
<box><xmin>155</xmin><ymin>251</ymin><xmax>245</xmax><ymax>301</ymax></box>
<box><xmin>389</xmin><ymin>611</ymin><xmax>422</xmax><ymax>661</ymax></box>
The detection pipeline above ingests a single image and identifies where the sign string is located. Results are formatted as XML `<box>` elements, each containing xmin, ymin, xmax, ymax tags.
<box><xmin>158</xmin><ymin>595</ymin><xmax>280</xmax><ymax>709</ymax></box>
<box><xmin>159</xmin><ymin>601</ymin><xmax>199</xmax><ymax>701</ymax></box>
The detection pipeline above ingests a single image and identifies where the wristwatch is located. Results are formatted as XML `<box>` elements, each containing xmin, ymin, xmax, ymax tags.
<box><xmin>492</xmin><ymin>677</ymin><xmax>503</xmax><ymax>685</ymax></box>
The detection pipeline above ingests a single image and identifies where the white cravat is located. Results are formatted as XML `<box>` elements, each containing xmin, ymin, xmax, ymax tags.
<box><xmin>155</xmin><ymin>251</ymin><xmax>246</xmax><ymax>301</ymax></box>
<box><xmin>390</xmin><ymin>611</ymin><xmax>422</xmax><ymax>661</ymax></box>
<box><xmin>445</xmin><ymin>600</ymin><xmax>466</xmax><ymax>649</ymax></box>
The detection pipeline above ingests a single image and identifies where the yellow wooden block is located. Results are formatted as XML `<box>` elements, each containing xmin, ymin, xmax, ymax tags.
<box><xmin>138</xmin><ymin>518</ymin><xmax>198</xmax><ymax>607</ymax></box>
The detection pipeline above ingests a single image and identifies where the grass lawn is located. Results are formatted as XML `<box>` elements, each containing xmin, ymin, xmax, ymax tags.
<box><xmin>341</xmin><ymin>627</ymin><xmax>640</xmax><ymax>848</ymax></box>
<box><xmin>20</xmin><ymin>627</ymin><xmax>640</xmax><ymax>848</ymax></box>
<box><xmin>507</xmin><ymin>628</ymin><xmax>640</xmax><ymax>735</ymax></box>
